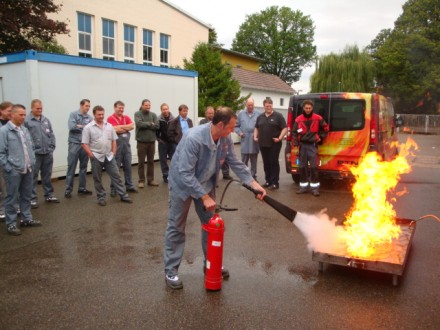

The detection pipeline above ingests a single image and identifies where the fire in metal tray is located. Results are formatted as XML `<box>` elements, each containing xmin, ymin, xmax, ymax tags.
<box><xmin>293</xmin><ymin>138</ymin><xmax>420</xmax><ymax>285</ymax></box>
<box><xmin>310</xmin><ymin>218</ymin><xmax>416</xmax><ymax>286</ymax></box>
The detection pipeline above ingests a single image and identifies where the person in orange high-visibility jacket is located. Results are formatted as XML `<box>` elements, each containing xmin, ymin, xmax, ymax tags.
<box><xmin>292</xmin><ymin>99</ymin><xmax>329</xmax><ymax>196</ymax></box>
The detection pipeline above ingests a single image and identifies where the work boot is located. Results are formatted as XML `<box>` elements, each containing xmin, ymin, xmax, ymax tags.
<box><xmin>165</xmin><ymin>274</ymin><xmax>183</xmax><ymax>289</ymax></box>
<box><xmin>148</xmin><ymin>180</ymin><xmax>159</xmax><ymax>187</ymax></box>
<box><xmin>138</xmin><ymin>182</ymin><xmax>145</xmax><ymax>188</ymax></box>
<box><xmin>78</xmin><ymin>189</ymin><xmax>93</xmax><ymax>195</ymax></box>
<box><xmin>221</xmin><ymin>267</ymin><xmax>230</xmax><ymax>279</ymax></box>
<box><xmin>45</xmin><ymin>196</ymin><xmax>60</xmax><ymax>203</ymax></box>
<box><xmin>120</xmin><ymin>196</ymin><xmax>133</xmax><ymax>203</ymax></box>
<box><xmin>203</xmin><ymin>266</ymin><xmax>230</xmax><ymax>279</ymax></box>
<box><xmin>312</xmin><ymin>190</ymin><xmax>320</xmax><ymax>197</ymax></box>
<box><xmin>7</xmin><ymin>224</ymin><xmax>21</xmax><ymax>236</ymax></box>
<box><xmin>21</xmin><ymin>219</ymin><xmax>42</xmax><ymax>227</ymax></box>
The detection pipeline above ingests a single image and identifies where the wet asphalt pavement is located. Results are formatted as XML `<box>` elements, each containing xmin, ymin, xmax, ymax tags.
<box><xmin>1</xmin><ymin>133</ymin><xmax>439</xmax><ymax>329</ymax></box>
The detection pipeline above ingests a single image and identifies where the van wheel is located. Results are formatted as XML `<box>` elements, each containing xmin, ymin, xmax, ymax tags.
<box><xmin>291</xmin><ymin>174</ymin><xmax>300</xmax><ymax>184</ymax></box>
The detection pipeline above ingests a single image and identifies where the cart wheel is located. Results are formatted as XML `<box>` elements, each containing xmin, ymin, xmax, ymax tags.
<box><xmin>318</xmin><ymin>262</ymin><xmax>324</xmax><ymax>273</ymax></box>
<box><xmin>392</xmin><ymin>275</ymin><xmax>399</xmax><ymax>286</ymax></box>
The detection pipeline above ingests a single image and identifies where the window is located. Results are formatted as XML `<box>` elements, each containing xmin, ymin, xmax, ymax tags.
<box><xmin>329</xmin><ymin>101</ymin><xmax>365</xmax><ymax>131</ymax></box>
<box><xmin>124</xmin><ymin>24</ymin><xmax>135</xmax><ymax>63</ymax></box>
<box><xmin>78</xmin><ymin>13</ymin><xmax>92</xmax><ymax>57</ymax></box>
<box><xmin>280</xmin><ymin>98</ymin><xmax>284</xmax><ymax>107</ymax></box>
<box><xmin>143</xmin><ymin>29</ymin><xmax>153</xmax><ymax>65</ymax></box>
<box><xmin>102</xmin><ymin>19</ymin><xmax>115</xmax><ymax>61</ymax></box>
<box><xmin>160</xmin><ymin>33</ymin><xmax>169</xmax><ymax>67</ymax></box>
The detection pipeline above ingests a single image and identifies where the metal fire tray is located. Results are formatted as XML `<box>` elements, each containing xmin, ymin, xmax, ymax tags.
<box><xmin>312</xmin><ymin>218</ymin><xmax>416</xmax><ymax>286</ymax></box>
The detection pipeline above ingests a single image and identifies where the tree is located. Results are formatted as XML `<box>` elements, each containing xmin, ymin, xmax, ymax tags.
<box><xmin>365</xmin><ymin>28</ymin><xmax>392</xmax><ymax>56</ymax></box>
<box><xmin>310</xmin><ymin>45</ymin><xmax>376</xmax><ymax>93</ymax></box>
<box><xmin>0</xmin><ymin>0</ymin><xmax>68</xmax><ymax>54</ymax></box>
<box><xmin>183</xmin><ymin>43</ymin><xmax>247</xmax><ymax>115</ymax></box>
<box><xmin>368</xmin><ymin>0</ymin><xmax>440</xmax><ymax>113</ymax></box>
<box><xmin>231</xmin><ymin>6</ymin><xmax>316</xmax><ymax>85</ymax></box>
<box><xmin>33</xmin><ymin>39</ymin><xmax>67</xmax><ymax>54</ymax></box>
<box><xmin>208</xmin><ymin>28</ymin><xmax>223</xmax><ymax>48</ymax></box>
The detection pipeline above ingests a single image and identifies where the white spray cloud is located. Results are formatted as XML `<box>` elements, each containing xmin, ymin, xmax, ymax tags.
<box><xmin>293</xmin><ymin>209</ymin><xmax>346</xmax><ymax>254</ymax></box>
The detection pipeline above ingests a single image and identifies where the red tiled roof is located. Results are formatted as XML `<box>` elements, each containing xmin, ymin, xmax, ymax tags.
<box><xmin>231</xmin><ymin>67</ymin><xmax>295</xmax><ymax>93</ymax></box>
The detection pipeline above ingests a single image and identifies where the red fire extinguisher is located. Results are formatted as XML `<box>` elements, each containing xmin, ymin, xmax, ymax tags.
<box><xmin>202</xmin><ymin>214</ymin><xmax>225</xmax><ymax>291</ymax></box>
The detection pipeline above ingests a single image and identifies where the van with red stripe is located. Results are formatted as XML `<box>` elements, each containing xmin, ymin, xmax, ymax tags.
<box><xmin>285</xmin><ymin>92</ymin><xmax>401</xmax><ymax>183</ymax></box>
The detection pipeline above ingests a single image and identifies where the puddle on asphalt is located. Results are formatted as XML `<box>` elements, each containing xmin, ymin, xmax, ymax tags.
<box><xmin>180</xmin><ymin>255</ymin><xmax>319</xmax><ymax>286</ymax></box>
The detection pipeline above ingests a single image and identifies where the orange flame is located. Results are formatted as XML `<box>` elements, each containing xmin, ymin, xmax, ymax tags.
<box><xmin>342</xmin><ymin>138</ymin><xmax>418</xmax><ymax>258</ymax></box>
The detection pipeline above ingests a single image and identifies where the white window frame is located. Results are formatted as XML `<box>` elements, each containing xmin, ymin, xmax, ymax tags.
<box><xmin>124</xmin><ymin>24</ymin><xmax>135</xmax><ymax>63</ymax></box>
<box><xmin>102</xmin><ymin>19</ymin><xmax>115</xmax><ymax>61</ymax></box>
<box><xmin>160</xmin><ymin>33</ymin><xmax>169</xmax><ymax>67</ymax></box>
<box><xmin>78</xmin><ymin>12</ymin><xmax>92</xmax><ymax>57</ymax></box>
<box><xmin>143</xmin><ymin>29</ymin><xmax>153</xmax><ymax>65</ymax></box>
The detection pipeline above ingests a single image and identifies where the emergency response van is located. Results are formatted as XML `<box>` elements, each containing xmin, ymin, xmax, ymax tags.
<box><xmin>285</xmin><ymin>92</ymin><xmax>401</xmax><ymax>183</ymax></box>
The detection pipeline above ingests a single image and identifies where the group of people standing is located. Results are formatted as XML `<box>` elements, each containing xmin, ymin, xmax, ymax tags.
<box><xmin>0</xmin><ymin>98</ymin><xmax>196</xmax><ymax>236</ymax></box>
<box><xmin>0</xmin><ymin>101</ymin><xmax>49</xmax><ymax>236</ymax></box>
<box><xmin>65</xmin><ymin>98</ymin><xmax>197</xmax><ymax>205</ymax></box>
<box><xmin>235</xmin><ymin>97</ymin><xmax>287</xmax><ymax>189</ymax></box>
<box><xmin>1</xmin><ymin>96</ymin><xmax>328</xmax><ymax>293</ymax></box>
<box><xmin>196</xmin><ymin>97</ymin><xmax>288</xmax><ymax>190</ymax></box>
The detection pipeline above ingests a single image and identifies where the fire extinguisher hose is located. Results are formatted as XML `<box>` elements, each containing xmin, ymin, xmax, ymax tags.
<box><xmin>242</xmin><ymin>184</ymin><xmax>298</xmax><ymax>222</ymax></box>
<box><xmin>413</xmin><ymin>214</ymin><xmax>440</xmax><ymax>223</ymax></box>
<box><xmin>215</xmin><ymin>179</ymin><xmax>239</xmax><ymax>212</ymax></box>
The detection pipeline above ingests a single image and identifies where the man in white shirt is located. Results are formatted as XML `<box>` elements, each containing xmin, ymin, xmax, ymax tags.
<box><xmin>81</xmin><ymin>105</ymin><xmax>133</xmax><ymax>206</ymax></box>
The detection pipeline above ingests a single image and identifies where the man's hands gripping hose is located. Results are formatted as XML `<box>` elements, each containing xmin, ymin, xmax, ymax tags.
<box><xmin>201</xmin><ymin>179</ymin><xmax>267</xmax><ymax>212</ymax></box>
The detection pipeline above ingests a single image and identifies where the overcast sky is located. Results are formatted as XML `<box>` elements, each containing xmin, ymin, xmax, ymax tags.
<box><xmin>169</xmin><ymin>0</ymin><xmax>407</xmax><ymax>93</ymax></box>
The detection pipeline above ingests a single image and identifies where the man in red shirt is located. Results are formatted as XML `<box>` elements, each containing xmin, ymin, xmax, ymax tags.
<box><xmin>107</xmin><ymin>101</ymin><xmax>138</xmax><ymax>196</ymax></box>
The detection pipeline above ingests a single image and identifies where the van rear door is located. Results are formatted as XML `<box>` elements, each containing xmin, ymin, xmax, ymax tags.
<box><xmin>287</xmin><ymin>93</ymin><xmax>372</xmax><ymax>180</ymax></box>
<box><xmin>319</xmin><ymin>96</ymin><xmax>370</xmax><ymax>175</ymax></box>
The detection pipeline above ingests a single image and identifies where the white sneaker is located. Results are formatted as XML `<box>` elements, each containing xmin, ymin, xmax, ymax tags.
<box><xmin>165</xmin><ymin>274</ymin><xmax>183</xmax><ymax>289</ymax></box>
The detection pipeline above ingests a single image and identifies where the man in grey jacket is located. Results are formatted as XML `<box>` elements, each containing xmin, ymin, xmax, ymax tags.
<box><xmin>163</xmin><ymin>107</ymin><xmax>266</xmax><ymax>289</ymax></box>
<box><xmin>24</xmin><ymin>99</ymin><xmax>59</xmax><ymax>208</ymax></box>
<box><xmin>0</xmin><ymin>101</ymin><xmax>13</xmax><ymax>221</ymax></box>
<box><xmin>0</xmin><ymin>104</ymin><xmax>42</xmax><ymax>236</ymax></box>
<box><xmin>134</xmin><ymin>99</ymin><xmax>159</xmax><ymax>187</ymax></box>
<box><xmin>64</xmin><ymin>99</ymin><xmax>93</xmax><ymax>198</ymax></box>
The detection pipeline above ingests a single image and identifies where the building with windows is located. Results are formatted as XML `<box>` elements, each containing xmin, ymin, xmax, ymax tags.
<box><xmin>219</xmin><ymin>49</ymin><xmax>295</xmax><ymax>114</ymax></box>
<box><xmin>231</xmin><ymin>67</ymin><xmax>295</xmax><ymax>115</ymax></box>
<box><xmin>52</xmin><ymin>0</ymin><xmax>211</xmax><ymax>67</ymax></box>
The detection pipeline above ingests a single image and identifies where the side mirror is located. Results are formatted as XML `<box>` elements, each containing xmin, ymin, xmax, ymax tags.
<box><xmin>394</xmin><ymin>114</ymin><xmax>404</xmax><ymax>127</ymax></box>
